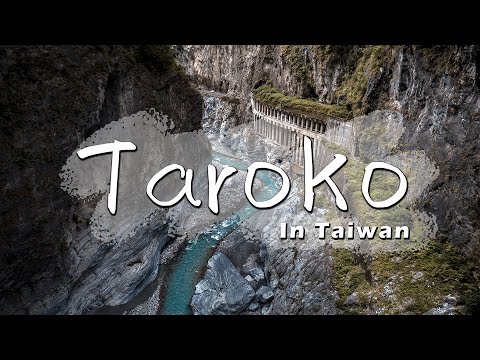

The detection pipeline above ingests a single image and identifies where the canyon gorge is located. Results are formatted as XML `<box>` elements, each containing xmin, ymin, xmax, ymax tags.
<box><xmin>1</xmin><ymin>45</ymin><xmax>479</xmax><ymax>315</ymax></box>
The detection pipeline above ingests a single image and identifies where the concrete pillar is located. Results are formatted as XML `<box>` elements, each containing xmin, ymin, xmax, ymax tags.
<box><xmin>293</xmin><ymin>132</ymin><xmax>297</xmax><ymax>163</ymax></box>
<box><xmin>295</xmin><ymin>134</ymin><xmax>299</xmax><ymax>164</ymax></box>
<box><xmin>297</xmin><ymin>133</ymin><xmax>302</xmax><ymax>165</ymax></box>
<box><xmin>295</xmin><ymin>132</ymin><xmax>300</xmax><ymax>164</ymax></box>
<box><xmin>299</xmin><ymin>135</ymin><xmax>304</xmax><ymax>165</ymax></box>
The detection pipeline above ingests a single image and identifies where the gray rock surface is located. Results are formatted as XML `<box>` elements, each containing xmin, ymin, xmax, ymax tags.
<box><xmin>344</xmin><ymin>292</ymin><xmax>361</xmax><ymax>307</ymax></box>
<box><xmin>191</xmin><ymin>253</ymin><xmax>255</xmax><ymax>315</ymax></box>
<box><xmin>248</xmin><ymin>302</ymin><xmax>260</xmax><ymax>311</ymax></box>
<box><xmin>245</xmin><ymin>275</ymin><xmax>255</xmax><ymax>288</ymax></box>
<box><xmin>256</xmin><ymin>286</ymin><xmax>274</xmax><ymax>303</ymax></box>
<box><xmin>249</xmin><ymin>267</ymin><xmax>265</xmax><ymax>282</ymax></box>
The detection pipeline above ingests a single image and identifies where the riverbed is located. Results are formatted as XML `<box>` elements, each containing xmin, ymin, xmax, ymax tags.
<box><xmin>159</xmin><ymin>151</ymin><xmax>280</xmax><ymax>314</ymax></box>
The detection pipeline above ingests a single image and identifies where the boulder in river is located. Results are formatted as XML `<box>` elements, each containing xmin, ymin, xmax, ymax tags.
<box><xmin>191</xmin><ymin>253</ymin><xmax>255</xmax><ymax>315</ymax></box>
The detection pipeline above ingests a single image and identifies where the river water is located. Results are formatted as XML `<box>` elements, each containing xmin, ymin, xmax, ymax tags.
<box><xmin>159</xmin><ymin>151</ymin><xmax>280</xmax><ymax>314</ymax></box>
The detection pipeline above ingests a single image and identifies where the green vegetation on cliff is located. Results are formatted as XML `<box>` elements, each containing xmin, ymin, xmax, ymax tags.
<box><xmin>333</xmin><ymin>241</ymin><xmax>480</xmax><ymax>314</ymax></box>
<box><xmin>336</xmin><ymin>45</ymin><xmax>395</xmax><ymax>116</ymax></box>
<box><xmin>315</xmin><ymin>136</ymin><xmax>480</xmax><ymax>314</ymax></box>
<box><xmin>280</xmin><ymin>45</ymin><xmax>310</xmax><ymax>81</ymax></box>
<box><xmin>320</xmin><ymin>137</ymin><xmax>412</xmax><ymax>235</ymax></box>
<box><xmin>253</xmin><ymin>84</ymin><xmax>351</xmax><ymax>119</ymax></box>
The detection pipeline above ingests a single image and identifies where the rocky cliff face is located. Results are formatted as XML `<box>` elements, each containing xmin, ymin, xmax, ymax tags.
<box><xmin>0</xmin><ymin>45</ymin><xmax>203</xmax><ymax>314</ymax></box>
<box><xmin>178</xmin><ymin>45</ymin><xmax>480</xmax><ymax>313</ymax></box>
<box><xmin>177</xmin><ymin>45</ymin><xmax>480</xmax><ymax>263</ymax></box>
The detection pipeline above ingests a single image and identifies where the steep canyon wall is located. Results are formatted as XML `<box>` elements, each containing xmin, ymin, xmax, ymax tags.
<box><xmin>0</xmin><ymin>45</ymin><xmax>205</xmax><ymax>314</ymax></box>
<box><xmin>177</xmin><ymin>45</ymin><xmax>480</xmax><ymax>263</ymax></box>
